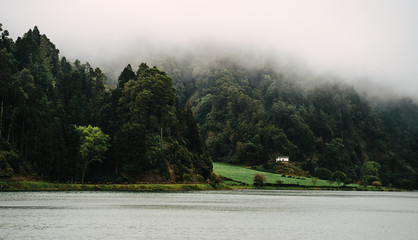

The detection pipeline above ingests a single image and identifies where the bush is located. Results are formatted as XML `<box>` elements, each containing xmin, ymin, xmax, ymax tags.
<box><xmin>209</xmin><ymin>172</ymin><xmax>221</xmax><ymax>186</ymax></box>
<box><xmin>195</xmin><ymin>174</ymin><xmax>204</xmax><ymax>183</ymax></box>
<box><xmin>361</xmin><ymin>175</ymin><xmax>380</xmax><ymax>186</ymax></box>
<box><xmin>253</xmin><ymin>173</ymin><xmax>266</xmax><ymax>186</ymax></box>
<box><xmin>343</xmin><ymin>178</ymin><xmax>353</xmax><ymax>185</ymax></box>
<box><xmin>400</xmin><ymin>179</ymin><xmax>413</xmax><ymax>190</ymax></box>
<box><xmin>0</xmin><ymin>161</ymin><xmax>13</xmax><ymax>178</ymax></box>
<box><xmin>276</xmin><ymin>179</ymin><xmax>283</xmax><ymax>185</ymax></box>
<box><xmin>263</xmin><ymin>162</ymin><xmax>277</xmax><ymax>171</ymax></box>
<box><xmin>314</xmin><ymin>168</ymin><xmax>333</xmax><ymax>180</ymax></box>
<box><xmin>182</xmin><ymin>173</ymin><xmax>194</xmax><ymax>182</ymax></box>
<box><xmin>372</xmin><ymin>181</ymin><xmax>382</xmax><ymax>188</ymax></box>
<box><xmin>311</xmin><ymin>177</ymin><xmax>318</xmax><ymax>186</ymax></box>
<box><xmin>0</xmin><ymin>150</ymin><xmax>17</xmax><ymax>178</ymax></box>
<box><xmin>361</xmin><ymin>161</ymin><xmax>381</xmax><ymax>176</ymax></box>
<box><xmin>332</xmin><ymin>171</ymin><xmax>347</xmax><ymax>182</ymax></box>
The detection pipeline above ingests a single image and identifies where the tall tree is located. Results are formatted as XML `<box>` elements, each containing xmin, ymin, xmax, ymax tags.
<box><xmin>75</xmin><ymin>125</ymin><xmax>110</xmax><ymax>183</ymax></box>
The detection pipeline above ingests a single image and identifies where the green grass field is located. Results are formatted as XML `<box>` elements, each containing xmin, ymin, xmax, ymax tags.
<box><xmin>213</xmin><ymin>162</ymin><xmax>357</xmax><ymax>188</ymax></box>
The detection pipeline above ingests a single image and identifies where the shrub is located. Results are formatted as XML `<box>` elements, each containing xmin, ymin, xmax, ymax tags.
<box><xmin>0</xmin><ymin>150</ymin><xmax>17</xmax><ymax>178</ymax></box>
<box><xmin>0</xmin><ymin>160</ymin><xmax>13</xmax><ymax>178</ymax></box>
<box><xmin>182</xmin><ymin>173</ymin><xmax>194</xmax><ymax>182</ymax></box>
<box><xmin>195</xmin><ymin>174</ymin><xmax>204</xmax><ymax>183</ymax></box>
<box><xmin>253</xmin><ymin>173</ymin><xmax>266</xmax><ymax>186</ymax></box>
<box><xmin>372</xmin><ymin>181</ymin><xmax>382</xmax><ymax>188</ymax></box>
<box><xmin>311</xmin><ymin>177</ymin><xmax>318</xmax><ymax>186</ymax></box>
<box><xmin>400</xmin><ymin>179</ymin><xmax>413</xmax><ymax>190</ymax></box>
<box><xmin>314</xmin><ymin>168</ymin><xmax>333</xmax><ymax>180</ymax></box>
<box><xmin>276</xmin><ymin>179</ymin><xmax>283</xmax><ymax>185</ymax></box>
<box><xmin>263</xmin><ymin>162</ymin><xmax>277</xmax><ymax>171</ymax></box>
<box><xmin>332</xmin><ymin>171</ymin><xmax>347</xmax><ymax>182</ymax></box>
<box><xmin>361</xmin><ymin>175</ymin><xmax>380</xmax><ymax>186</ymax></box>
<box><xmin>209</xmin><ymin>172</ymin><xmax>221</xmax><ymax>186</ymax></box>
<box><xmin>343</xmin><ymin>178</ymin><xmax>353</xmax><ymax>185</ymax></box>
<box><xmin>361</xmin><ymin>161</ymin><xmax>381</xmax><ymax>176</ymax></box>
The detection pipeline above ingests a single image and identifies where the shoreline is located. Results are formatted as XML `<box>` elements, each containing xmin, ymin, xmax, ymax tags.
<box><xmin>0</xmin><ymin>180</ymin><xmax>403</xmax><ymax>192</ymax></box>
<box><xmin>0</xmin><ymin>180</ymin><xmax>228</xmax><ymax>192</ymax></box>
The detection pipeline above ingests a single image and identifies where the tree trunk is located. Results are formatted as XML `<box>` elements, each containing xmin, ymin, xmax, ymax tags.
<box><xmin>81</xmin><ymin>161</ymin><xmax>88</xmax><ymax>184</ymax></box>
<box><xmin>24</xmin><ymin>130</ymin><xmax>29</xmax><ymax>162</ymax></box>
<box><xmin>0</xmin><ymin>100</ymin><xmax>3</xmax><ymax>138</ymax></box>
<box><xmin>21</xmin><ymin>120</ymin><xmax>24</xmax><ymax>153</ymax></box>
<box><xmin>7</xmin><ymin>107</ymin><xmax>16</xmax><ymax>142</ymax></box>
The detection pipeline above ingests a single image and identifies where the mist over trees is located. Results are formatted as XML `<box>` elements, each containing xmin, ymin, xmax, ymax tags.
<box><xmin>1</xmin><ymin>25</ymin><xmax>418</xmax><ymax>189</ymax></box>
<box><xmin>156</xmin><ymin>51</ymin><xmax>418</xmax><ymax>189</ymax></box>
<box><xmin>0</xmin><ymin>25</ymin><xmax>211</xmax><ymax>183</ymax></box>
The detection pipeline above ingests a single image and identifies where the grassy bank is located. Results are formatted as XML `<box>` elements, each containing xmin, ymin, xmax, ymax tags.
<box><xmin>0</xmin><ymin>179</ymin><xmax>399</xmax><ymax>192</ymax></box>
<box><xmin>0</xmin><ymin>162</ymin><xmax>400</xmax><ymax>191</ymax></box>
<box><xmin>213</xmin><ymin>162</ymin><xmax>358</xmax><ymax>188</ymax></box>
<box><xmin>213</xmin><ymin>162</ymin><xmax>405</xmax><ymax>191</ymax></box>
<box><xmin>0</xmin><ymin>180</ymin><xmax>231</xmax><ymax>192</ymax></box>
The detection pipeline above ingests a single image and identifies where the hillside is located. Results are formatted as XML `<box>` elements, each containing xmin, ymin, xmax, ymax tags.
<box><xmin>213</xmin><ymin>162</ymin><xmax>349</xmax><ymax>187</ymax></box>
<box><xmin>0</xmin><ymin>26</ymin><xmax>211</xmax><ymax>183</ymax></box>
<box><xmin>156</xmin><ymin>52</ymin><xmax>418</xmax><ymax>189</ymax></box>
<box><xmin>1</xmin><ymin>25</ymin><xmax>418</xmax><ymax>189</ymax></box>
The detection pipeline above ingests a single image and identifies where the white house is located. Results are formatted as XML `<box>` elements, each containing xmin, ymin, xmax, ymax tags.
<box><xmin>276</xmin><ymin>156</ymin><xmax>289</xmax><ymax>162</ymax></box>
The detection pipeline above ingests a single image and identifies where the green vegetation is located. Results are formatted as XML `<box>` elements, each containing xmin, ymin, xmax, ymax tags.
<box><xmin>75</xmin><ymin>125</ymin><xmax>110</xmax><ymax>183</ymax></box>
<box><xmin>209</xmin><ymin>171</ymin><xmax>221</xmax><ymax>186</ymax></box>
<box><xmin>253</xmin><ymin>173</ymin><xmax>266</xmax><ymax>186</ymax></box>
<box><xmin>162</xmin><ymin>52</ymin><xmax>418</xmax><ymax>189</ymax></box>
<box><xmin>1</xmin><ymin>24</ymin><xmax>417</xmax><ymax>189</ymax></box>
<box><xmin>213</xmin><ymin>162</ymin><xmax>355</xmax><ymax>188</ymax></box>
<box><xmin>372</xmin><ymin>181</ymin><xmax>382</xmax><ymax>188</ymax></box>
<box><xmin>0</xmin><ymin>25</ymin><xmax>211</xmax><ymax>184</ymax></box>
<box><xmin>0</xmin><ymin>180</ymin><xmax>229</xmax><ymax>191</ymax></box>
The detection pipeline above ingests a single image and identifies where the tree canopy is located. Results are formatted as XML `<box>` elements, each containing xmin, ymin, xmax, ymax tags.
<box><xmin>1</xmin><ymin>24</ymin><xmax>418</xmax><ymax>188</ymax></box>
<box><xmin>157</xmin><ymin>53</ymin><xmax>418</xmax><ymax>189</ymax></box>
<box><xmin>0</xmin><ymin>25</ymin><xmax>212</xmax><ymax>183</ymax></box>
<box><xmin>75</xmin><ymin>125</ymin><xmax>110</xmax><ymax>183</ymax></box>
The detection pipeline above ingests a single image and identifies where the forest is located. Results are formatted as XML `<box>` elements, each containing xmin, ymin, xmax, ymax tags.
<box><xmin>0</xmin><ymin>25</ymin><xmax>212</xmax><ymax>183</ymax></box>
<box><xmin>1</xmin><ymin>25</ymin><xmax>418</xmax><ymax>189</ymax></box>
<box><xmin>156</xmin><ymin>53</ymin><xmax>418</xmax><ymax>189</ymax></box>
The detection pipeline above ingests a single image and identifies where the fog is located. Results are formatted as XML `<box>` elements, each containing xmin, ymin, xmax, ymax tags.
<box><xmin>1</xmin><ymin>0</ymin><xmax>418</xmax><ymax>99</ymax></box>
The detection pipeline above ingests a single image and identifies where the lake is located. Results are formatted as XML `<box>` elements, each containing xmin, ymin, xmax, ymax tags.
<box><xmin>1</xmin><ymin>190</ymin><xmax>418</xmax><ymax>239</ymax></box>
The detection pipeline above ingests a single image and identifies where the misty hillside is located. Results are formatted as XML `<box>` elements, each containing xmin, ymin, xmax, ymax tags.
<box><xmin>155</xmin><ymin>51</ymin><xmax>418</xmax><ymax>188</ymax></box>
<box><xmin>0</xmin><ymin>25</ymin><xmax>212</xmax><ymax>183</ymax></box>
<box><xmin>1</xmin><ymin>26</ymin><xmax>418</xmax><ymax>189</ymax></box>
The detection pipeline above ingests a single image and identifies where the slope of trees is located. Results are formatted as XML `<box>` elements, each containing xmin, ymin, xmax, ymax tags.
<box><xmin>157</xmin><ymin>54</ymin><xmax>418</xmax><ymax>189</ymax></box>
<box><xmin>108</xmin><ymin>63</ymin><xmax>212</xmax><ymax>182</ymax></box>
<box><xmin>0</xmin><ymin>25</ymin><xmax>211</xmax><ymax>183</ymax></box>
<box><xmin>1</xmin><ymin>25</ymin><xmax>418</xmax><ymax>189</ymax></box>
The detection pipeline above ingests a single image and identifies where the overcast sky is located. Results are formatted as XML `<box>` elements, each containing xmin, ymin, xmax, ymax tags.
<box><xmin>1</xmin><ymin>0</ymin><xmax>418</xmax><ymax>98</ymax></box>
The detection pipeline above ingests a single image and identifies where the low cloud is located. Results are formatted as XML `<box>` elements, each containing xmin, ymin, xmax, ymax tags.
<box><xmin>1</xmin><ymin>0</ymin><xmax>418</xmax><ymax>99</ymax></box>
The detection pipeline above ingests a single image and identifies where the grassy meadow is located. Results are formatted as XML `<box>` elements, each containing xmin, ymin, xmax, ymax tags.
<box><xmin>213</xmin><ymin>162</ymin><xmax>358</xmax><ymax>188</ymax></box>
<box><xmin>1</xmin><ymin>163</ymin><xmax>392</xmax><ymax>191</ymax></box>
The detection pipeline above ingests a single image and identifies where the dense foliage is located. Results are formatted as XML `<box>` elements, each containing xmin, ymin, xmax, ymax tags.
<box><xmin>0</xmin><ymin>25</ymin><xmax>211</xmax><ymax>183</ymax></box>
<box><xmin>157</xmin><ymin>53</ymin><xmax>418</xmax><ymax>189</ymax></box>
<box><xmin>1</xmin><ymin>25</ymin><xmax>417</xmax><ymax>188</ymax></box>
<box><xmin>74</xmin><ymin>125</ymin><xmax>110</xmax><ymax>183</ymax></box>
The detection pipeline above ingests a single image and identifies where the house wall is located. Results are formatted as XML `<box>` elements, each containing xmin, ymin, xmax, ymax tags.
<box><xmin>276</xmin><ymin>156</ymin><xmax>289</xmax><ymax>162</ymax></box>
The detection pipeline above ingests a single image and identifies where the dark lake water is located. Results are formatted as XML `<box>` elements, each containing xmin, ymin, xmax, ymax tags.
<box><xmin>1</xmin><ymin>190</ymin><xmax>418</xmax><ymax>239</ymax></box>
